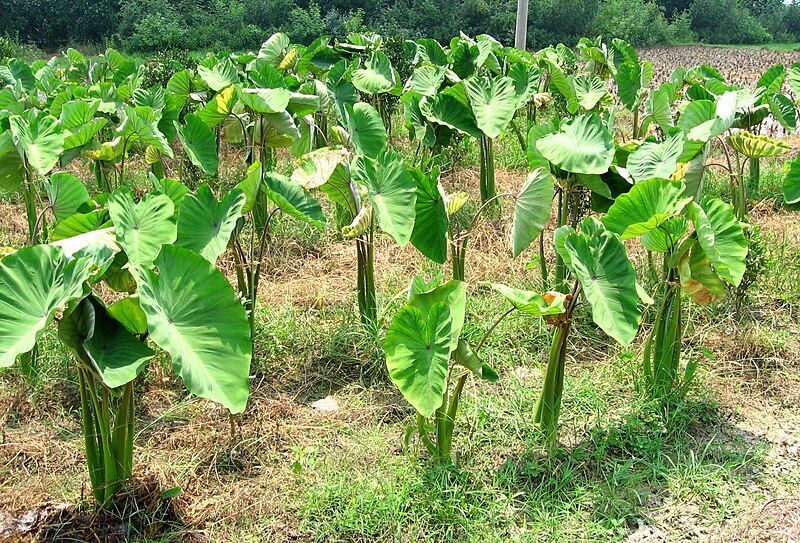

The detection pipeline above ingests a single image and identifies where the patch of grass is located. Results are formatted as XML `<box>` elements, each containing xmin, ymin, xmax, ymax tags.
<box><xmin>704</xmin><ymin>43</ymin><xmax>800</xmax><ymax>52</ymax></box>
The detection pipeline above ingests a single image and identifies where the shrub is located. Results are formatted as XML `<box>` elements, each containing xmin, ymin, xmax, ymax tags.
<box><xmin>0</xmin><ymin>36</ymin><xmax>21</xmax><ymax>60</ymax></box>
<box><xmin>667</xmin><ymin>10</ymin><xmax>696</xmax><ymax>44</ymax></box>
<box><xmin>592</xmin><ymin>0</ymin><xmax>673</xmax><ymax>47</ymax></box>
<box><xmin>285</xmin><ymin>1</ymin><xmax>327</xmax><ymax>44</ymax></box>
<box><xmin>785</xmin><ymin>3</ymin><xmax>800</xmax><ymax>42</ymax></box>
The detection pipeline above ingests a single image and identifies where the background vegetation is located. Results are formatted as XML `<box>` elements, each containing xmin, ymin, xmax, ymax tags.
<box><xmin>1</xmin><ymin>0</ymin><xmax>799</xmax><ymax>53</ymax></box>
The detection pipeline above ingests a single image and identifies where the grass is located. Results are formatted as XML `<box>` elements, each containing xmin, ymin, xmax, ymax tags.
<box><xmin>704</xmin><ymin>42</ymin><xmax>800</xmax><ymax>52</ymax></box>
<box><xmin>1</xmin><ymin>128</ymin><xmax>800</xmax><ymax>542</ymax></box>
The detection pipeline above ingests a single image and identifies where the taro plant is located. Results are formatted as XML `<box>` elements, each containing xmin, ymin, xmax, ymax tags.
<box><xmin>603</xmin><ymin>178</ymin><xmax>748</xmax><ymax>400</ymax></box>
<box><xmin>0</xmin><ymin>185</ymin><xmax>252</xmax><ymax>507</ymax></box>
<box><xmin>292</xmin><ymin>103</ymin><xmax>416</xmax><ymax>327</ymax></box>
<box><xmin>384</xmin><ymin>277</ymin><xmax>566</xmax><ymax>463</ymax></box>
<box><xmin>1</xmin><ymin>109</ymin><xmax>65</xmax><ymax>244</ymax></box>
<box><xmin>532</xmin><ymin>112</ymin><xmax>616</xmax><ymax>290</ymax></box>
<box><xmin>233</xmin><ymin>160</ymin><xmax>326</xmax><ymax>335</ymax></box>
<box><xmin>536</xmin><ymin>216</ymin><xmax>643</xmax><ymax>439</ymax></box>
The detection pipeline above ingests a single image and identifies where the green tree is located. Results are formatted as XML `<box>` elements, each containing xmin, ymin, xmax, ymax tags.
<box><xmin>690</xmin><ymin>0</ymin><xmax>772</xmax><ymax>44</ymax></box>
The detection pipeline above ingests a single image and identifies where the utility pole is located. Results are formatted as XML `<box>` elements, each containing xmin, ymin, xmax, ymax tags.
<box><xmin>514</xmin><ymin>0</ymin><xmax>529</xmax><ymax>50</ymax></box>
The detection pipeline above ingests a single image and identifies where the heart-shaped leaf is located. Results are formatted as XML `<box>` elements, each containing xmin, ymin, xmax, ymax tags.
<box><xmin>44</xmin><ymin>172</ymin><xmax>90</xmax><ymax>224</ymax></box>
<box><xmin>176</xmin><ymin>185</ymin><xmax>245</xmax><ymax>263</ymax></box>
<box><xmin>108</xmin><ymin>187</ymin><xmax>177</xmax><ymax>268</ymax></box>
<box><xmin>176</xmin><ymin>113</ymin><xmax>219</xmax><ymax>175</ymax></box>
<box><xmin>602</xmin><ymin>178</ymin><xmax>692</xmax><ymax>242</ymax></box>
<box><xmin>409</xmin><ymin>167</ymin><xmax>448</xmax><ymax>264</ymax></box>
<box><xmin>135</xmin><ymin>246</ymin><xmax>252</xmax><ymax>414</ymax></box>
<box><xmin>627</xmin><ymin>133</ymin><xmax>685</xmax><ymax>182</ymax></box>
<box><xmin>554</xmin><ymin>217</ymin><xmax>641</xmax><ymax>345</ymax></box>
<box><xmin>385</xmin><ymin>302</ymin><xmax>453</xmax><ymax>418</ymax></box>
<box><xmin>536</xmin><ymin>113</ymin><xmax>614</xmax><ymax>174</ymax></box>
<box><xmin>0</xmin><ymin>245</ymin><xmax>91</xmax><ymax>367</ymax></box>
<box><xmin>352</xmin><ymin>149</ymin><xmax>416</xmax><ymax>244</ymax></box>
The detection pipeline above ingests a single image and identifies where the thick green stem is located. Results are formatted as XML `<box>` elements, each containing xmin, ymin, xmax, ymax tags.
<box><xmin>111</xmin><ymin>381</ymin><xmax>135</xmax><ymax>480</ymax></box>
<box><xmin>534</xmin><ymin>281</ymin><xmax>579</xmax><ymax>441</ymax></box>
<box><xmin>451</xmin><ymin>236</ymin><xmax>467</xmax><ymax>282</ymax></box>
<box><xmin>510</xmin><ymin>119</ymin><xmax>527</xmax><ymax>152</ymax></box>
<box><xmin>534</xmin><ymin>320</ymin><xmax>570</xmax><ymax>441</ymax></box>
<box><xmin>645</xmin><ymin>267</ymin><xmax>684</xmax><ymax>400</ymax></box>
<box><xmin>748</xmin><ymin>157</ymin><xmax>760</xmax><ymax>196</ymax></box>
<box><xmin>479</xmin><ymin>135</ymin><xmax>497</xmax><ymax>204</ymax></box>
<box><xmin>539</xmin><ymin>233</ymin><xmax>549</xmax><ymax>289</ymax></box>
<box><xmin>22</xmin><ymin>161</ymin><xmax>37</xmax><ymax>245</ymax></box>
<box><xmin>632</xmin><ymin>107</ymin><xmax>639</xmax><ymax>140</ymax></box>
<box><xmin>356</xmin><ymin>225</ymin><xmax>377</xmax><ymax>327</ymax></box>
<box><xmin>434</xmin><ymin>382</ymin><xmax>449</xmax><ymax>462</ymax></box>
<box><xmin>554</xmin><ymin>186</ymin><xmax>570</xmax><ymax>292</ymax></box>
<box><xmin>78</xmin><ymin>369</ymin><xmax>104</xmax><ymax>504</ymax></box>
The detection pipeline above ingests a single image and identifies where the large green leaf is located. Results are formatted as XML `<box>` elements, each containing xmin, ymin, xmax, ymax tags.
<box><xmin>60</xmin><ymin>100</ymin><xmax>108</xmax><ymax>150</ymax></box>
<box><xmin>9</xmin><ymin>112</ymin><xmax>65</xmax><ymax>174</ymax></box>
<box><xmin>536</xmin><ymin>114</ymin><xmax>614</xmax><ymax>175</ymax></box>
<box><xmin>574</xmin><ymin>75</ymin><xmax>608</xmax><ymax>111</ymax></box>
<box><xmin>44</xmin><ymin>172</ymin><xmax>90</xmax><ymax>223</ymax></box>
<box><xmin>419</xmin><ymin>93</ymin><xmax>482</xmax><ymax>139</ymax></box>
<box><xmin>262</xmin><ymin>172</ymin><xmax>326</xmax><ymax>229</ymax></box>
<box><xmin>554</xmin><ymin>218</ymin><xmax>641</xmax><ymax>345</ymax></box>
<box><xmin>352</xmin><ymin>149</ymin><xmax>417</xmax><ymax>244</ymax></box>
<box><xmin>352</xmin><ymin>51</ymin><xmax>395</xmax><ymax>94</ymax></box>
<box><xmin>135</xmin><ymin>245</ymin><xmax>252</xmax><ymax>414</ymax></box>
<box><xmin>689</xmin><ymin>196</ymin><xmax>747</xmax><ymax>287</ymax></box>
<box><xmin>176</xmin><ymin>185</ymin><xmax>246</xmax><ymax>263</ymax></box>
<box><xmin>238</xmin><ymin>87</ymin><xmax>292</xmax><ymax>114</ymax></box>
<box><xmin>197</xmin><ymin>60</ymin><xmax>238</xmax><ymax>92</ymax></box>
<box><xmin>108</xmin><ymin>187</ymin><xmax>177</xmax><ymax>268</ymax></box>
<box><xmin>406</xmin><ymin>65</ymin><xmax>446</xmax><ymax>97</ymax></box>
<box><xmin>385</xmin><ymin>302</ymin><xmax>452</xmax><ymax>418</ymax></box>
<box><xmin>512</xmin><ymin>168</ymin><xmax>555</xmax><ymax>257</ymax></box>
<box><xmin>0</xmin><ymin>245</ymin><xmax>91</xmax><ymax>367</ymax></box>
<box><xmin>464</xmin><ymin>75</ymin><xmax>517</xmax><ymax>139</ymax></box>
<box><xmin>118</xmin><ymin>105</ymin><xmax>174</xmax><ymax>158</ymax></box>
<box><xmin>643</xmin><ymin>85</ymin><xmax>675</xmax><ymax>133</ymax></box>
<box><xmin>258</xmin><ymin>33</ymin><xmax>291</xmax><ymax>65</ymax></box>
<box><xmin>197</xmin><ymin>86</ymin><xmax>236</xmax><ymax>127</ymax></box>
<box><xmin>784</xmin><ymin>155</ymin><xmax>800</xmax><ymax>205</ymax></box>
<box><xmin>51</xmin><ymin>210</ymin><xmax>110</xmax><ymax>241</ymax></box>
<box><xmin>407</xmin><ymin>279</ymin><xmax>467</xmax><ymax>352</ymax></box>
<box><xmin>409</xmin><ymin>168</ymin><xmax>448</xmax><ymax>264</ymax></box>
<box><xmin>107</xmin><ymin>296</ymin><xmax>148</xmax><ymax>335</ymax></box>
<box><xmin>615</xmin><ymin>61</ymin><xmax>649</xmax><ymax>110</ymax></box>
<box><xmin>176</xmin><ymin>113</ymin><xmax>219</xmax><ymax>175</ymax></box>
<box><xmin>627</xmin><ymin>133</ymin><xmax>685</xmax><ymax>182</ymax></box>
<box><xmin>346</xmin><ymin>102</ymin><xmax>387</xmax><ymax>159</ymax></box>
<box><xmin>0</xmin><ymin>59</ymin><xmax>35</xmax><ymax>93</ymax></box>
<box><xmin>602</xmin><ymin>178</ymin><xmax>692</xmax><ymax>242</ymax></box>
<box><xmin>677</xmin><ymin>100</ymin><xmax>730</xmax><ymax>142</ymax></box>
